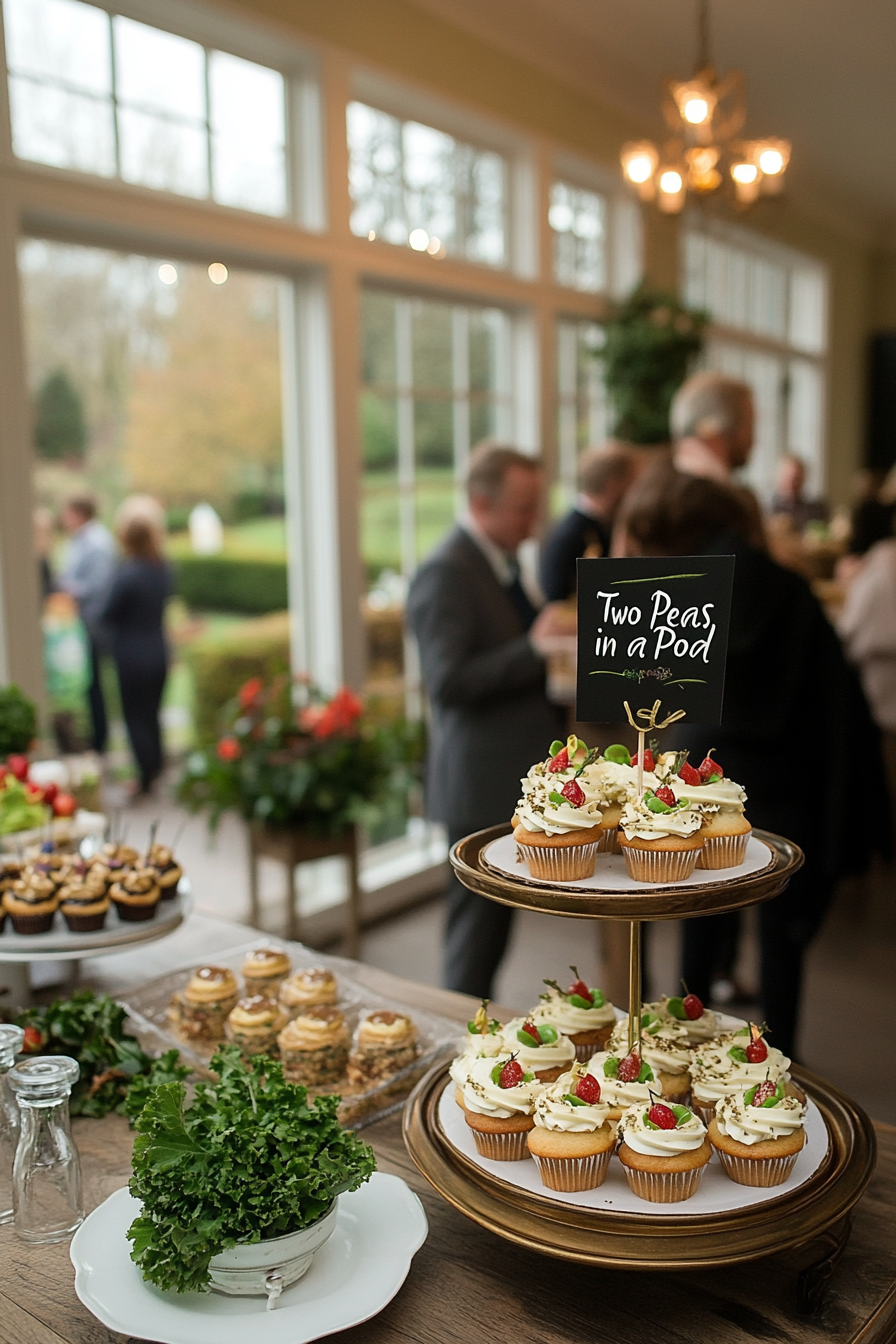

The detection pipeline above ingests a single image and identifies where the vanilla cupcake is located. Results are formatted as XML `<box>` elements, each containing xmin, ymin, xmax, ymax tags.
<box><xmin>57</xmin><ymin>878</ymin><xmax>110</xmax><ymax>932</ymax></box>
<box><xmin>278</xmin><ymin>1006</ymin><xmax>350</xmax><ymax>1086</ymax></box>
<box><xmin>709</xmin><ymin>1082</ymin><xmax>807</xmax><ymax>1186</ymax></box>
<box><xmin>582</xmin><ymin>754</ymin><xmax>657</xmax><ymax>853</ymax></box>
<box><xmin>513</xmin><ymin>737</ymin><xmax>603</xmax><ymax>880</ymax></box>
<box><xmin>617</xmin><ymin>1100</ymin><xmax>711</xmax><ymax>1202</ymax></box>
<box><xmin>346</xmin><ymin>1010</ymin><xmax>419</xmax><ymax>1087</ymax></box>
<box><xmin>668</xmin><ymin>770</ymin><xmax>751</xmax><ymax>869</ymax></box>
<box><xmin>242</xmin><ymin>947</ymin><xmax>291</xmax><ymax>996</ymax></box>
<box><xmin>618</xmin><ymin>791</ymin><xmax>704</xmax><ymax>882</ymax></box>
<box><xmin>226</xmin><ymin>995</ymin><xmax>286</xmax><ymax>1057</ymax></box>
<box><xmin>279</xmin><ymin>967</ymin><xmax>338</xmax><ymax>1019</ymax></box>
<box><xmin>109</xmin><ymin>866</ymin><xmax>161</xmax><ymax>922</ymax></box>
<box><xmin>175</xmin><ymin>966</ymin><xmax>240</xmax><ymax>1040</ymax></box>
<box><xmin>607</xmin><ymin>1014</ymin><xmax>692</xmax><ymax>1103</ymax></box>
<box><xmin>650</xmin><ymin>993</ymin><xmax>724</xmax><ymax>1046</ymax></box>
<box><xmin>503</xmin><ymin>1016</ymin><xmax>576</xmax><ymax>1082</ymax></box>
<box><xmin>148</xmin><ymin>843</ymin><xmax>183</xmax><ymax>899</ymax></box>
<box><xmin>527</xmin><ymin>1068</ymin><xmax>614</xmax><ymax>1191</ymax></box>
<box><xmin>689</xmin><ymin>1026</ymin><xmax>791</xmax><ymax>1124</ymax></box>
<box><xmin>449</xmin><ymin>1003</ymin><xmax>505</xmax><ymax>1098</ymax></box>
<box><xmin>586</xmin><ymin>1048</ymin><xmax>658</xmax><ymax>1122</ymax></box>
<box><xmin>461</xmin><ymin>1053</ymin><xmax>543</xmax><ymax>1160</ymax></box>
<box><xmin>2</xmin><ymin>872</ymin><xmax>58</xmax><ymax>934</ymax></box>
<box><xmin>532</xmin><ymin>973</ymin><xmax>617</xmax><ymax>1059</ymax></box>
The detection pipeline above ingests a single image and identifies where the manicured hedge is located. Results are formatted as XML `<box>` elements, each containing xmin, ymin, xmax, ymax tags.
<box><xmin>184</xmin><ymin>611</ymin><xmax>290</xmax><ymax>742</ymax></box>
<box><xmin>173</xmin><ymin>554</ymin><xmax>289</xmax><ymax>615</ymax></box>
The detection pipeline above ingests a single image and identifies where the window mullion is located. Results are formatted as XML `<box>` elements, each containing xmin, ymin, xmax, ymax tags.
<box><xmin>395</xmin><ymin>297</ymin><xmax>416</xmax><ymax>581</ymax></box>
<box><xmin>451</xmin><ymin>305</ymin><xmax>469</xmax><ymax>517</ymax></box>
<box><xmin>203</xmin><ymin>48</ymin><xmax>213</xmax><ymax>201</ymax></box>
<box><xmin>108</xmin><ymin>12</ymin><xmax>121</xmax><ymax>177</ymax></box>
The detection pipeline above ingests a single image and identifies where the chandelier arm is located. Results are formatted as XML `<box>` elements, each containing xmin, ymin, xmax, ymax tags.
<box><xmin>696</xmin><ymin>0</ymin><xmax>711</xmax><ymax>73</ymax></box>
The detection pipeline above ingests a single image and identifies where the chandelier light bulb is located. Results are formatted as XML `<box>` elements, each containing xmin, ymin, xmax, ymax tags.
<box><xmin>758</xmin><ymin>147</ymin><xmax>785</xmax><ymax>176</ymax></box>
<box><xmin>627</xmin><ymin>155</ymin><xmax>654</xmax><ymax>184</ymax></box>
<box><xmin>157</xmin><ymin>263</ymin><xmax>177</xmax><ymax>286</ymax></box>
<box><xmin>208</xmin><ymin>262</ymin><xmax>228</xmax><ymax>284</ymax></box>
<box><xmin>408</xmin><ymin>228</ymin><xmax>429</xmax><ymax>251</ymax></box>
<box><xmin>620</xmin><ymin>141</ymin><xmax>658</xmax><ymax>192</ymax></box>
<box><xmin>683</xmin><ymin>96</ymin><xmax>710</xmax><ymax>125</ymax></box>
<box><xmin>659</xmin><ymin>170</ymin><xmax>683</xmax><ymax>195</ymax></box>
<box><xmin>731</xmin><ymin>162</ymin><xmax>759</xmax><ymax>185</ymax></box>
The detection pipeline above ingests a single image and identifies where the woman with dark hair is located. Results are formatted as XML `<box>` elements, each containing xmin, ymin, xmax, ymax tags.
<box><xmin>100</xmin><ymin>496</ymin><xmax>172</xmax><ymax>796</ymax></box>
<box><xmin>619</xmin><ymin>465</ymin><xmax>886</xmax><ymax>1058</ymax></box>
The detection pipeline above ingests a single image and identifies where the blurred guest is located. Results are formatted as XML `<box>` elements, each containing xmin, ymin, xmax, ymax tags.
<box><xmin>620</xmin><ymin>466</ymin><xmax>886</xmax><ymax>1058</ymax></box>
<box><xmin>671</xmin><ymin>371</ymin><xmax>754</xmax><ymax>482</ymax></box>
<box><xmin>407</xmin><ymin>444</ymin><xmax>563</xmax><ymax>997</ymax></box>
<box><xmin>58</xmin><ymin>494</ymin><xmax>116</xmax><ymax>753</ymax></box>
<box><xmin>540</xmin><ymin>443</ymin><xmax>638</xmax><ymax>602</ymax></box>
<box><xmin>33</xmin><ymin>507</ymin><xmax>55</xmax><ymax>601</ymax></box>
<box><xmin>849</xmin><ymin>466</ymin><xmax>896</xmax><ymax>556</ymax></box>
<box><xmin>100</xmin><ymin>497</ymin><xmax>172</xmax><ymax>796</ymax></box>
<box><xmin>769</xmin><ymin>454</ymin><xmax>828</xmax><ymax>530</ymax></box>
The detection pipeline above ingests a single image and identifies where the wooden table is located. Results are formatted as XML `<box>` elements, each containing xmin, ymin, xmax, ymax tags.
<box><xmin>1</xmin><ymin>962</ymin><xmax>894</xmax><ymax>1344</ymax></box>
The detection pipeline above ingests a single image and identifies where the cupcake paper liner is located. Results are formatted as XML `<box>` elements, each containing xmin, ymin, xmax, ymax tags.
<box><xmin>469</xmin><ymin>1127</ymin><xmax>531</xmax><ymax>1161</ymax></box>
<box><xmin>113</xmin><ymin>902</ymin><xmax>159</xmax><ymax>923</ymax></box>
<box><xmin>692</xmin><ymin>1100</ymin><xmax>717</xmax><ymax>1126</ymax></box>
<box><xmin>531</xmin><ymin>1147</ymin><xmax>611</xmax><ymax>1192</ymax></box>
<box><xmin>62</xmin><ymin>911</ymin><xmax>108</xmax><ymax>933</ymax></box>
<box><xmin>516</xmin><ymin>842</ymin><xmax>599</xmax><ymax>882</ymax></box>
<box><xmin>9</xmin><ymin>912</ymin><xmax>55</xmax><ymax>935</ymax></box>
<box><xmin>620</xmin><ymin>845</ymin><xmax>701</xmax><ymax>884</ymax></box>
<box><xmin>572</xmin><ymin>1040</ymin><xmax>609</xmax><ymax>1062</ymax></box>
<box><xmin>696</xmin><ymin>832</ymin><xmax>751</xmax><ymax>870</ymax></box>
<box><xmin>715</xmin><ymin>1147</ymin><xmax>800</xmax><ymax>1187</ymax></box>
<box><xmin>621</xmin><ymin>1162</ymin><xmax>706</xmax><ymax>1203</ymax></box>
<box><xmin>595</xmin><ymin>828</ymin><xmax>620</xmax><ymax>855</ymax></box>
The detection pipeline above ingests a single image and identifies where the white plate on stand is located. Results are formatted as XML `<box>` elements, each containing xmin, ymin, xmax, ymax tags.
<box><xmin>70</xmin><ymin>1173</ymin><xmax>428</xmax><ymax>1344</ymax></box>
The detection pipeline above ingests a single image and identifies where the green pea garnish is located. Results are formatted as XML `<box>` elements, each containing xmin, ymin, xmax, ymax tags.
<box><xmin>604</xmin><ymin>744</ymin><xmax>631</xmax><ymax>766</ymax></box>
<box><xmin>603</xmin><ymin>1056</ymin><xmax>619</xmax><ymax>1078</ymax></box>
<box><xmin>666</xmin><ymin>996</ymin><xmax>687</xmax><ymax>1020</ymax></box>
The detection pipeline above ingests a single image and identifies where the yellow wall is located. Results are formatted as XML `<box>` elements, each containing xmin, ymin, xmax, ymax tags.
<box><xmin>231</xmin><ymin>0</ymin><xmax>875</xmax><ymax>502</ymax></box>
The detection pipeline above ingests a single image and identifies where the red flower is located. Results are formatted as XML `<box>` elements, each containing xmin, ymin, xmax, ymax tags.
<box><xmin>301</xmin><ymin>688</ymin><xmax>363</xmax><ymax>740</ymax></box>
<box><xmin>217</xmin><ymin>736</ymin><xmax>242</xmax><ymax>761</ymax></box>
<box><xmin>237</xmin><ymin>677</ymin><xmax>264</xmax><ymax>711</ymax></box>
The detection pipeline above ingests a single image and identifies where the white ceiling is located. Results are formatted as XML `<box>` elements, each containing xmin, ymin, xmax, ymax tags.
<box><xmin>410</xmin><ymin>0</ymin><xmax>896</xmax><ymax>248</ymax></box>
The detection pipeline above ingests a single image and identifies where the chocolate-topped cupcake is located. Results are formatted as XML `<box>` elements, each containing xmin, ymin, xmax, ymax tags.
<box><xmin>109</xmin><ymin>866</ymin><xmax>161</xmax><ymax>922</ymax></box>
<box><xmin>3</xmin><ymin>870</ymin><xmax>59</xmax><ymax>934</ymax></box>
<box><xmin>148</xmin><ymin>843</ymin><xmax>183</xmax><ymax>900</ymax></box>
<box><xmin>58</xmin><ymin>878</ymin><xmax>110</xmax><ymax>932</ymax></box>
<box><xmin>0</xmin><ymin>860</ymin><xmax>23</xmax><ymax>932</ymax></box>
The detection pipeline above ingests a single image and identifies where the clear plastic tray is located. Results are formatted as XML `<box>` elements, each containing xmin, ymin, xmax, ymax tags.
<box><xmin>119</xmin><ymin>937</ymin><xmax>460</xmax><ymax>1129</ymax></box>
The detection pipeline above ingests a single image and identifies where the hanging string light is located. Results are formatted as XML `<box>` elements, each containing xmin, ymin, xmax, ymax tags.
<box><xmin>620</xmin><ymin>0</ymin><xmax>791</xmax><ymax>213</ymax></box>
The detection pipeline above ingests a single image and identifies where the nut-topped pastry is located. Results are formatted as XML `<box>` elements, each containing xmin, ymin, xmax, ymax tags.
<box><xmin>502</xmin><ymin>1016</ymin><xmax>576</xmax><ymax>1083</ymax></box>
<box><xmin>57</xmin><ymin>877</ymin><xmax>110</xmax><ymax>932</ymax></box>
<box><xmin>650</xmin><ymin>990</ymin><xmax>724</xmax><ymax>1046</ymax></box>
<box><xmin>513</xmin><ymin>737</ymin><xmax>604</xmax><ymax>881</ymax></box>
<box><xmin>277</xmin><ymin>1006</ymin><xmax>350</xmax><ymax>1085</ymax></box>
<box><xmin>108</xmin><ymin>866</ymin><xmax>161</xmax><ymax>922</ymax></box>
<box><xmin>226</xmin><ymin>995</ymin><xmax>286</xmax><ymax>1057</ymax></box>
<box><xmin>689</xmin><ymin>1023</ymin><xmax>792</xmax><ymax>1124</ymax></box>
<box><xmin>278</xmin><ymin>967</ymin><xmax>338</xmax><ymax>1019</ymax></box>
<box><xmin>174</xmin><ymin>966</ymin><xmax>240</xmax><ymax>1041</ymax></box>
<box><xmin>617</xmin><ymin>1099</ymin><xmax>712</xmax><ymax>1203</ymax></box>
<box><xmin>532</xmin><ymin>968</ymin><xmax>618</xmax><ymax>1059</ymax></box>
<box><xmin>346</xmin><ymin>1010</ymin><xmax>420</xmax><ymax>1087</ymax></box>
<box><xmin>242</xmin><ymin>946</ymin><xmax>291</xmax><ymax>996</ymax></box>
<box><xmin>606</xmin><ymin>1013</ymin><xmax>692</xmax><ymax>1103</ymax></box>
<box><xmin>148</xmin><ymin>844</ymin><xmax>183</xmax><ymax>900</ymax></box>
<box><xmin>460</xmin><ymin>1053</ymin><xmax>542</xmax><ymax>1160</ymax></box>
<box><xmin>3</xmin><ymin>870</ymin><xmax>59</xmax><ymax>934</ymax></box>
<box><xmin>708</xmin><ymin>1081</ymin><xmax>807</xmax><ymax>1186</ymax></box>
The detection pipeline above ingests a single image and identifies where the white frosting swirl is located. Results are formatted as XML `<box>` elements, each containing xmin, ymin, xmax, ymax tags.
<box><xmin>650</xmin><ymin>996</ymin><xmax>724</xmax><ymax>1045</ymax></box>
<box><xmin>448</xmin><ymin>1027</ymin><xmax>505</xmax><ymax>1086</ymax></box>
<box><xmin>617</xmin><ymin>1102</ymin><xmax>707</xmax><ymax>1157</ymax></box>
<box><xmin>516</xmin><ymin>761</ymin><xmax>603</xmax><ymax>835</ymax></box>
<box><xmin>619</xmin><ymin>796</ymin><xmax>703</xmax><ymax>841</ymax></box>
<box><xmin>531</xmin><ymin>987</ymin><xmax>616</xmax><ymax>1033</ymax></box>
<box><xmin>532</xmin><ymin>1073</ymin><xmax>610</xmax><ymax>1132</ymax></box>
<box><xmin>690</xmin><ymin>1033</ymin><xmax>790</xmax><ymax>1103</ymax></box>
<box><xmin>460</xmin><ymin>1054</ymin><xmax>543</xmax><ymax>1118</ymax></box>
<box><xmin>580</xmin><ymin>759</ymin><xmax>658</xmax><ymax>805</ymax></box>
<box><xmin>607</xmin><ymin>1017</ymin><xmax>691</xmax><ymax>1076</ymax></box>
<box><xmin>586</xmin><ymin>1050</ymin><xmax>656</xmax><ymax>1109</ymax></box>
<box><xmin>669</xmin><ymin>777</ymin><xmax>747</xmax><ymax>811</ymax></box>
<box><xmin>715</xmin><ymin>1091</ymin><xmax>806</xmax><ymax>1145</ymax></box>
<box><xmin>503</xmin><ymin>1017</ymin><xmax>576</xmax><ymax>1071</ymax></box>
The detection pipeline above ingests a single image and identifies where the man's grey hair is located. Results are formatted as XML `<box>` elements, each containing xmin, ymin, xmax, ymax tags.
<box><xmin>466</xmin><ymin>441</ymin><xmax>542</xmax><ymax>503</ymax></box>
<box><xmin>577</xmin><ymin>442</ymin><xmax>635</xmax><ymax>497</ymax></box>
<box><xmin>670</xmin><ymin>372</ymin><xmax>753</xmax><ymax>442</ymax></box>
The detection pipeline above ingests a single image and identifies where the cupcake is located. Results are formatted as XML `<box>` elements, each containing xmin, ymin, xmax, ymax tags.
<box><xmin>175</xmin><ymin>966</ymin><xmax>240</xmax><ymax>1040</ymax></box>
<box><xmin>532</xmin><ymin>969</ymin><xmax>617</xmax><ymax>1059</ymax></box>
<box><xmin>617</xmin><ymin>790</ymin><xmax>704</xmax><ymax>882</ymax></box>
<box><xmin>2</xmin><ymin>872</ymin><xmax>58</xmax><ymax>934</ymax></box>
<box><xmin>513</xmin><ymin>737</ymin><xmax>603</xmax><ymax>880</ymax></box>
<box><xmin>527</xmin><ymin>1068</ymin><xmax>615</xmax><ymax>1191</ymax></box>
<box><xmin>278</xmin><ymin>1006</ymin><xmax>350</xmax><ymax>1086</ymax></box>
<box><xmin>449</xmin><ymin>1002</ymin><xmax>505</xmax><ymax>1099</ymax></box>
<box><xmin>503</xmin><ymin>1016</ymin><xmax>576</xmax><ymax>1082</ymax></box>
<box><xmin>606</xmin><ymin>1014</ymin><xmax>692</xmax><ymax>1103</ymax></box>
<box><xmin>109</xmin><ymin>867</ymin><xmax>161</xmax><ymax>922</ymax></box>
<box><xmin>57</xmin><ymin>878</ymin><xmax>110</xmax><ymax>932</ymax></box>
<box><xmin>242</xmin><ymin>946</ymin><xmax>291</xmax><ymax>997</ymax></box>
<box><xmin>664</xmin><ymin>755</ymin><xmax>751</xmax><ymax>869</ymax></box>
<box><xmin>709</xmin><ymin>1081</ymin><xmax>807</xmax><ymax>1186</ymax></box>
<box><xmin>102</xmin><ymin>842</ymin><xmax>140</xmax><ymax>867</ymax></box>
<box><xmin>689</xmin><ymin>1025</ymin><xmax>791</xmax><ymax>1124</ymax></box>
<box><xmin>461</xmin><ymin>1053</ymin><xmax>542</xmax><ymax>1160</ymax></box>
<box><xmin>347</xmin><ymin>1010</ymin><xmax>420</xmax><ymax>1086</ymax></box>
<box><xmin>617</xmin><ymin>1099</ymin><xmax>711</xmax><ymax>1202</ymax></box>
<box><xmin>148</xmin><ymin>843</ymin><xmax>183</xmax><ymax>899</ymax></box>
<box><xmin>279</xmin><ymin>966</ymin><xmax>338</xmax><ymax>1019</ymax></box>
<box><xmin>582</xmin><ymin>752</ymin><xmax>656</xmax><ymax>853</ymax></box>
<box><xmin>587</xmin><ymin>1047</ymin><xmax>657</xmax><ymax>1122</ymax></box>
<box><xmin>226</xmin><ymin>995</ymin><xmax>286</xmax><ymax>1057</ymax></box>
<box><xmin>650</xmin><ymin>991</ymin><xmax>723</xmax><ymax>1046</ymax></box>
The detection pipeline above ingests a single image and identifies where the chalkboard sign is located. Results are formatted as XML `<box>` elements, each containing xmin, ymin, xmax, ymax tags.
<box><xmin>575</xmin><ymin>555</ymin><xmax>735</xmax><ymax>726</ymax></box>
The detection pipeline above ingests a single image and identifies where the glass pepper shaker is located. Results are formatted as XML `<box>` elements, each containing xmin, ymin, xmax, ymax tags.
<box><xmin>8</xmin><ymin>1056</ymin><xmax>83</xmax><ymax>1243</ymax></box>
<box><xmin>0</xmin><ymin>1025</ymin><xmax>24</xmax><ymax>1224</ymax></box>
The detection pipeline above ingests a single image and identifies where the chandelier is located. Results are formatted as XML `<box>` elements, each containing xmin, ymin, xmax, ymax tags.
<box><xmin>620</xmin><ymin>0</ymin><xmax>790</xmax><ymax>214</ymax></box>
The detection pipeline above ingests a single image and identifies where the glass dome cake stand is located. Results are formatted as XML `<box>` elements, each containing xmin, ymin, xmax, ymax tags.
<box><xmin>403</xmin><ymin>824</ymin><xmax>876</xmax><ymax>1311</ymax></box>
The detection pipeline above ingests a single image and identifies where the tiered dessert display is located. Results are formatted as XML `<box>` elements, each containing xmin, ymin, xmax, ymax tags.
<box><xmin>405</xmin><ymin>710</ymin><xmax>876</xmax><ymax>1308</ymax></box>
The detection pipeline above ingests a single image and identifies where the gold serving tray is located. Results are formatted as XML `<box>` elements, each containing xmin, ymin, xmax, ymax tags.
<box><xmin>451</xmin><ymin>824</ymin><xmax>804</xmax><ymax>920</ymax></box>
<box><xmin>404</xmin><ymin>1060</ymin><xmax>876</xmax><ymax>1270</ymax></box>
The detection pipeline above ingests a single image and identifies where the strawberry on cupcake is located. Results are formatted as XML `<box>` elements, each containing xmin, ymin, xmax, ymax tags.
<box><xmin>503</xmin><ymin>1015</ymin><xmax>576</xmax><ymax>1082</ymax></box>
<box><xmin>689</xmin><ymin>1023</ymin><xmax>792</xmax><ymax>1124</ymax></box>
<box><xmin>449</xmin><ymin>1002</ymin><xmax>506</xmax><ymax>1099</ymax></box>
<box><xmin>659</xmin><ymin>750</ymin><xmax>751</xmax><ymax>869</ymax></box>
<box><xmin>606</xmin><ymin>1013</ymin><xmax>692</xmax><ymax>1103</ymax></box>
<box><xmin>461</xmin><ymin>1053</ymin><xmax>543</xmax><ymax>1160</ymax></box>
<box><xmin>651</xmin><ymin>990</ymin><xmax>723</xmax><ymax>1046</ymax></box>
<box><xmin>513</xmin><ymin>737</ymin><xmax>604</xmax><ymax>880</ymax></box>
<box><xmin>531</xmin><ymin>967</ymin><xmax>618</xmax><ymax>1059</ymax></box>
<box><xmin>586</xmin><ymin>1045</ymin><xmax>657</xmax><ymax>1122</ymax></box>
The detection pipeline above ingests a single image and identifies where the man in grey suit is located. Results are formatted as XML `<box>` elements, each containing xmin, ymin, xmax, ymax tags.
<box><xmin>407</xmin><ymin>444</ymin><xmax>563</xmax><ymax>997</ymax></box>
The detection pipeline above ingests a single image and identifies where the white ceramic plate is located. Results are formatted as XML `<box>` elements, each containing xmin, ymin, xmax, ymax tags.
<box><xmin>0</xmin><ymin>882</ymin><xmax>192</xmax><ymax>962</ymax></box>
<box><xmin>70</xmin><ymin>1172</ymin><xmax>428</xmax><ymax>1344</ymax></box>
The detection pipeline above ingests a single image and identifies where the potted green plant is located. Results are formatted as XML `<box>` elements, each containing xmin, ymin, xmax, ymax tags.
<box><xmin>0</xmin><ymin>685</ymin><xmax>37</xmax><ymax>758</ymax></box>
<box><xmin>127</xmin><ymin>1045</ymin><xmax>376</xmax><ymax>1299</ymax></box>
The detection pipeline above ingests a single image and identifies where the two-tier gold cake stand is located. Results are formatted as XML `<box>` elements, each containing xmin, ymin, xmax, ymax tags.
<box><xmin>404</xmin><ymin>824</ymin><xmax>876</xmax><ymax>1310</ymax></box>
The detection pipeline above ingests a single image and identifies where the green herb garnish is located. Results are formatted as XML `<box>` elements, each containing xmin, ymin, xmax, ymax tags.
<box><xmin>665</xmin><ymin>996</ymin><xmax>686</xmax><ymax>1020</ymax></box>
<box><xmin>563</xmin><ymin>1093</ymin><xmax>588</xmax><ymax>1107</ymax></box>
<box><xmin>728</xmin><ymin>1046</ymin><xmax>748</xmax><ymax>1063</ymax></box>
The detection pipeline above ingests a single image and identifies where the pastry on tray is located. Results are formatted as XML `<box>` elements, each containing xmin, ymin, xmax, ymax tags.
<box><xmin>460</xmin><ymin>1053</ymin><xmax>543</xmax><ymax>1160</ymax></box>
<box><xmin>449</xmin><ymin>1002</ymin><xmax>505</xmax><ymax>1098</ymax></box>
<box><xmin>109</xmin><ymin>867</ymin><xmax>161</xmax><ymax>922</ymax></box>
<box><xmin>585</xmin><ymin>1047</ymin><xmax>657</xmax><ymax>1122</ymax></box>
<box><xmin>649</xmin><ymin>991</ymin><xmax>723</xmax><ymax>1046</ymax></box>
<box><xmin>708</xmin><ymin>1080</ymin><xmax>807</xmax><ymax>1187</ymax></box>
<box><xmin>57</xmin><ymin>878</ymin><xmax>110</xmax><ymax>932</ymax></box>
<box><xmin>173</xmin><ymin>966</ymin><xmax>240</xmax><ymax>1040</ymax></box>
<box><xmin>533</xmin><ymin>969</ymin><xmax>617</xmax><ymax>1059</ymax></box>
<box><xmin>606</xmin><ymin>1014</ymin><xmax>692</xmax><ymax>1103</ymax></box>
<box><xmin>226</xmin><ymin>995</ymin><xmax>286</xmax><ymax>1057</ymax></box>
<box><xmin>616</xmin><ymin>1099</ymin><xmax>711</xmax><ymax>1202</ymax></box>
<box><xmin>527</xmin><ymin>1067</ymin><xmax>615</xmax><ymax>1191</ymax></box>
<box><xmin>148</xmin><ymin>843</ymin><xmax>183</xmax><ymax>899</ymax></box>
<box><xmin>2</xmin><ymin>871</ymin><xmax>58</xmax><ymax>934</ymax></box>
<box><xmin>689</xmin><ymin>1024</ymin><xmax>791</xmax><ymax>1124</ymax></box>
<box><xmin>278</xmin><ymin>1006</ymin><xmax>350</xmax><ymax>1086</ymax></box>
<box><xmin>502</xmin><ymin>1016</ymin><xmax>576</xmax><ymax>1082</ymax></box>
<box><xmin>617</xmin><ymin>789</ymin><xmax>704</xmax><ymax>882</ymax></box>
<box><xmin>658</xmin><ymin>750</ymin><xmax>752</xmax><ymax>869</ymax></box>
<box><xmin>346</xmin><ymin>1010</ymin><xmax>420</xmax><ymax>1087</ymax></box>
<box><xmin>278</xmin><ymin>966</ymin><xmax>338</xmax><ymax>1018</ymax></box>
<box><xmin>512</xmin><ymin>737</ymin><xmax>604</xmax><ymax>881</ymax></box>
<box><xmin>242</xmin><ymin>946</ymin><xmax>291</xmax><ymax>996</ymax></box>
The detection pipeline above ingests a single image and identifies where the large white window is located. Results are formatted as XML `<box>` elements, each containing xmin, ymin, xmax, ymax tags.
<box><xmin>683</xmin><ymin>222</ymin><xmax>828</xmax><ymax>498</ymax></box>
<box><xmin>550</xmin><ymin>182</ymin><xmax>606</xmax><ymax>293</ymax></box>
<box><xmin>556</xmin><ymin>319</ymin><xmax>608</xmax><ymax>505</ymax></box>
<box><xmin>347</xmin><ymin>101</ymin><xmax>507</xmax><ymax>266</ymax></box>
<box><xmin>3</xmin><ymin>0</ymin><xmax>288</xmax><ymax>215</ymax></box>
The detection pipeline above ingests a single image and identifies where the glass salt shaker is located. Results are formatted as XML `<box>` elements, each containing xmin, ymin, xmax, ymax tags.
<box><xmin>0</xmin><ymin>1025</ymin><xmax>24</xmax><ymax>1224</ymax></box>
<box><xmin>8</xmin><ymin>1056</ymin><xmax>83</xmax><ymax>1243</ymax></box>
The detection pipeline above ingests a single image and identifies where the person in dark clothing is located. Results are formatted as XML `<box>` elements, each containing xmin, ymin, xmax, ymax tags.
<box><xmin>101</xmin><ymin>497</ymin><xmax>172</xmax><ymax>795</ymax></box>
<box><xmin>540</xmin><ymin>443</ymin><xmax>637</xmax><ymax>602</ymax></box>
<box><xmin>59</xmin><ymin>495</ymin><xmax>116</xmax><ymax>753</ymax></box>
<box><xmin>620</xmin><ymin>465</ymin><xmax>887</xmax><ymax>1059</ymax></box>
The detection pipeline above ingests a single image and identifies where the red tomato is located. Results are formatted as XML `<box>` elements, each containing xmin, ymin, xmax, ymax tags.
<box><xmin>41</xmin><ymin>782</ymin><xmax>59</xmax><ymax>805</ymax></box>
<box><xmin>52</xmin><ymin>792</ymin><xmax>77</xmax><ymax>817</ymax></box>
<box><xmin>7</xmin><ymin>755</ymin><xmax>29</xmax><ymax>781</ymax></box>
